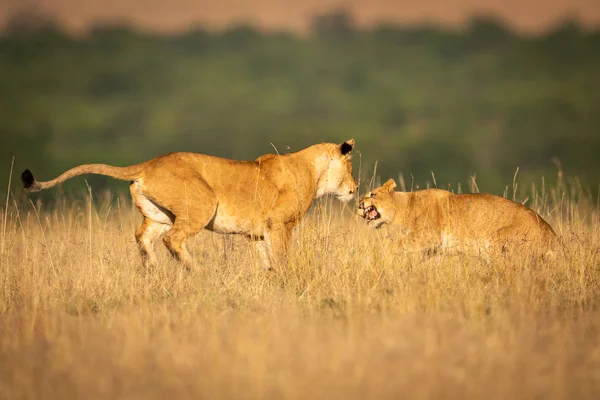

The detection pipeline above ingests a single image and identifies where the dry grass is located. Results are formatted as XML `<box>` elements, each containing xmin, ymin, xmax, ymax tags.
<box><xmin>1</xmin><ymin>180</ymin><xmax>600</xmax><ymax>400</ymax></box>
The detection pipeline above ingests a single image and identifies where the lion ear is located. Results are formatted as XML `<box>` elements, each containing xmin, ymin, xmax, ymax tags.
<box><xmin>340</xmin><ymin>139</ymin><xmax>355</xmax><ymax>156</ymax></box>
<box><xmin>382</xmin><ymin>178</ymin><xmax>397</xmax><ymax>192</ymax></box>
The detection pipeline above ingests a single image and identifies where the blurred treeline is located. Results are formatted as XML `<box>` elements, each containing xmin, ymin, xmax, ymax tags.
<box><xmin>1</xmin><ymin>11</ymin><xmax>599</xmax><ymax>199</ymax></box>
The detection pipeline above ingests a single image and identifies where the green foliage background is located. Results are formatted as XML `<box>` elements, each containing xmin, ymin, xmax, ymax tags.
<box><xmin>1</xmin><ymin>13</ymin><xmax>599</xmax><ymax>199</ymax></box>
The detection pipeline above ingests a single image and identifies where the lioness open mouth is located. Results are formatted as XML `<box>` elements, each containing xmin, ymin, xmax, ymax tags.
<box><xmin>363</xmin><ymin>205</ymin><xmax>380</xmax><ymax>221</ymax></box>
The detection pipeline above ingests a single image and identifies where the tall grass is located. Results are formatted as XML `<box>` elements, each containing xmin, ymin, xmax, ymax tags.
<box><xmin>0</xmin><ymin>177</ymin><xmax>599</xmax><ymax>399</ymax></box>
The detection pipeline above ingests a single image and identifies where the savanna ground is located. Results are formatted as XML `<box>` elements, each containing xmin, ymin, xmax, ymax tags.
<box><xmin>1</xmin><ymin>177</ymin><xmax>599</xmax><ymax>399</ymax></box>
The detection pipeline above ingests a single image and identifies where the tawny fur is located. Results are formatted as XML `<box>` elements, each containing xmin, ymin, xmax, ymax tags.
<box><xmin>22</xmin><ymin>140</ymin><xmax>358</xmax><ymax>268</ymax></box>
<box><xmin>358</xmin><ymin>179</ymin><xmax>557</xmax><ymax>256</ymax></box>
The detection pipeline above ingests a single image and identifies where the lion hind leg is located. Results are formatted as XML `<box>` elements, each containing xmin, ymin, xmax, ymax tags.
<box><xmin>135</xmin><ymin>218</ymin><xmax>171</xmax><ymax>267</ymax></box>
<box><xmin>163</xmin><ymin>210</ymin><xmax>217</xmax><ymax>268</ymax></box>
<box><xmin>130</xmin><ymin>182</ymin><xmax>174</xmax><ymax>267</ymax></box>
<box><xmin>148</xmin><ymin>177</ymin><xmax>218</xmax><ymax>269</ymax></box>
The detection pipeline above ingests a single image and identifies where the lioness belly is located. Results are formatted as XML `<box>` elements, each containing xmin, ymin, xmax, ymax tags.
<box><xmin>208</xmin><ymin>210</ymin><xmax>262</xmax><ymax>236</ymax></box>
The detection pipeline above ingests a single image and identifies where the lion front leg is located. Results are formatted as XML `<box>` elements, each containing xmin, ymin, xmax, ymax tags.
<box><xmin>257</xmin><ymin>224</ymin><xmax>292</xmax><ymax>270</ymax></box>
<box><xmin>389</xmin><ymin>230</ymin><xmax>443</xmax><ymax>257</ymax></box>
<box><xmin>254</xmin><ymin>240</ymin><xmax>273</xmax><ymax>270</ymax></box>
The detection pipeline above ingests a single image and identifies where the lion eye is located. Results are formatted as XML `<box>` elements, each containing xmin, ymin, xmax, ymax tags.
<box><xmin>371</xmin><ymin>193</ymin><xmax>376</xmax><ymax>198</ymax></box>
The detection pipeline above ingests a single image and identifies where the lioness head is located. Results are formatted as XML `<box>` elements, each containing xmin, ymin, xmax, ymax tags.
<box><xmin>317</xmin><ymin>139</ymin><xmax>358</xmax><ymax>203</ymax></box>
<box><xmin>358</xmin><ymin>178</ymin><xmax>397</xmax><ymax>228</ymax></box>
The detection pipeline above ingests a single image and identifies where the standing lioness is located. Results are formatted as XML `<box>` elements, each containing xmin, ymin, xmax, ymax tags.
<box><xmin>358</xmin><ymin>179</ymin><xmax>557</xmax><ymax>255</ymax></box>
<box><xmin>22</xmin><ymin>140</ymin><xmax>358</xmax><ymax>268</ymax></box>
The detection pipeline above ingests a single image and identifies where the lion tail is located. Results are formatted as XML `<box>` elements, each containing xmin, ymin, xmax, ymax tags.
<box><xmin>541</xmin><ymin>234</ymin><xmax>566</xmax><ymax>261</ymax></box>
<box><xmin>21</xmin><ymin>163</ymin><xmax>145</xmax><ymax>192</ymax></box>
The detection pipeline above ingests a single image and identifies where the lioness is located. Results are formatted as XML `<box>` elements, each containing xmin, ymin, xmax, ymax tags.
<box><xmin>358</xmin><ymin>178</ymin><xmax>557</xmax><ymax>255</ymax></box>
<box><xmin>21</xmin><ymin>140</ymin><xmax>358</xmax><ymax>268</ymax></box>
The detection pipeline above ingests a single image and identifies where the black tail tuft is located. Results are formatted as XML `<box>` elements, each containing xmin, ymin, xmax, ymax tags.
<box><xmin>21</xmin><ymin>169</ymin><xmax>35</xmax><ymax>190</ymax></box>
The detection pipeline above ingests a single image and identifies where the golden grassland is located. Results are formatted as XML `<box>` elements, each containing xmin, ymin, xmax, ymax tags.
<box><xmin>0</xmin><ymin>179</ymin><xmax>599</xmax><ymax>399</ymax></box>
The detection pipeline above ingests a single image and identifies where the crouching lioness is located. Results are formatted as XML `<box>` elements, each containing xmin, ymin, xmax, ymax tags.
<box><xmin>22</xmin><ymin>140</ymin><xmax>358</xmax><ymax>268</ymax></box>
<box><xmin>358</xmin><ymin>179</ymin><xmax>557</xmax><ymax>256</ymax></box>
